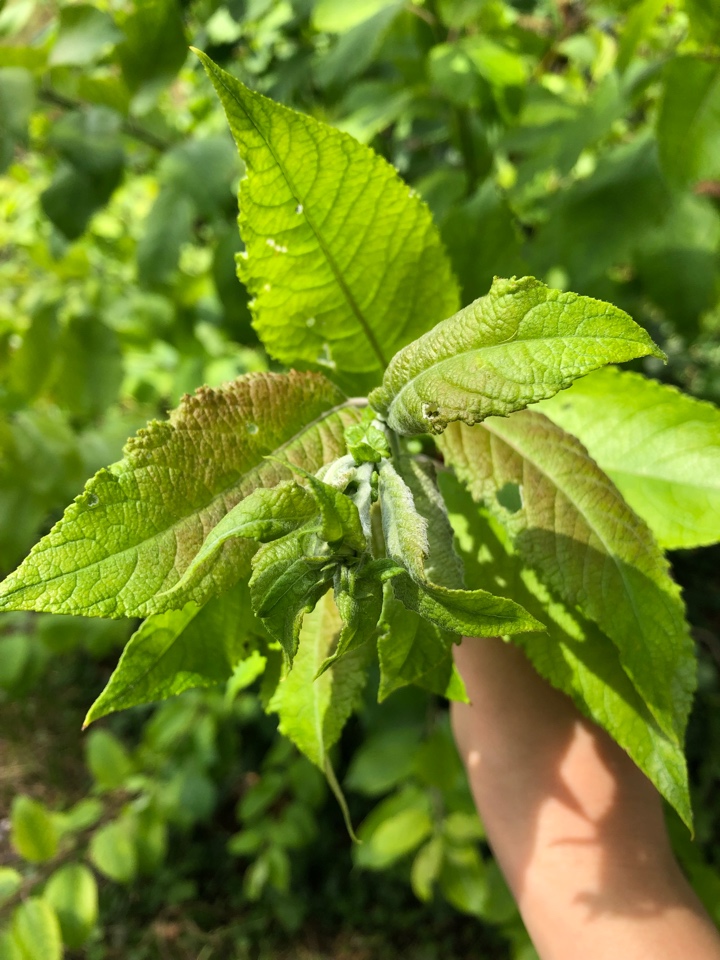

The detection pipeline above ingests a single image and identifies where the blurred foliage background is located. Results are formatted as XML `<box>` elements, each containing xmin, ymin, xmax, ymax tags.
<box><xmin>0</xmin><ymin>0</ymin><xmax>719</xmax><ymax>957</ymax></box>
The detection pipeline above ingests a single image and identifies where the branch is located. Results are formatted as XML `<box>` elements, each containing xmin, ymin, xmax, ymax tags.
<box><xmin>39</xmin><ymin>87</ymin><xmax>172</xmax><ymax>152</ymax></box>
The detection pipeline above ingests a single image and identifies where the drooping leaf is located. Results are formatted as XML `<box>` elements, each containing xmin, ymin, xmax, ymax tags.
<box><xmin>0</xmin><ymin>372</ymin><xmax>359</xmax><ymax>618</ymax></box>
<box><xmin>657</xmin><ymin>57</ymin><xmax>720</xmax><ymax>186</ymax></box>
<box><xmin>249</xmin><ymin>530</ymin><xmax>336</xmax><ymax>661</ymax></box>
<box><xmin>84</xmin><ymin>585</ymin><xmax>257</xmax><ymax>725</ymax></box>
<box><xmin>377</xmin><ymin>589</ymin><xmax>455</xmax><ymax>700</ymax></box>
<box><xmin>317</xmin><ymin>561</ymin><xmax>386</xmax><ymax>675</ymax></box>
<box><xmin>440</xmin><ymin>411</ymin><xmax>696</xmax><ymax>744</ymax></box>
<box><xmin>11</xmin><ymin>899</ymin><xmax>61</xmax><ymax>960</ymax></box>
<box><xmin>196</xmin><ymin>51</ymin><xmax>459</xmax><ymax>385</ymax></box>
<box><xmin>369</xmin><ymin>276</ymin><xmax>664</xmax><ymax>436</ymax></box>
<box><xmin>538</xmin><ymin>368</ymin><xmax>720</xmax><ymax>550</ymax></box>
<box><xmin>43</xmin><ymin>864</ymin><xmax>98</xmax><ymax>949</ymax></box>
<box><xmin>440</xmin><ymin>473</ymin><xmax>692</xmax><ymax>829</ymax></box>
<box><xmin>268</xmin><ymin>589</ymin><xmax>370</xmax><ymax>768</ymax></box>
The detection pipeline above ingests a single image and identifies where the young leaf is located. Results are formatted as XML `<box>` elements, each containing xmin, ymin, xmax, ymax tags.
<box><xmin>440</xmin><ymin>473</ymin><xmax>692</xmax><ymax>829</ymax></box>
<box><xmin>196</xmin><ymin>51</ymin><xmax>459</xmax><ymax>382</ymax></box>
<box><xmin>84</xmin><ymin>584</ymin><xmax>256</xmax><ymax>725</ymax></box>
<box><xmin>281</xmin><ymin>462</ymin><xmax>367</xmax><ymax>553</ymax></box>
<box><xmin>369</xmin><ymin>276</ymin><xmax>664</xmax><ymax>436</ymax></box>
<box><xmin>440</xmin><ymin>411</ymin><xmax>696</xmax><ymax>745</ymax></box>
<box><xmin>538</xmin><ymin>368</ymin><xmax>720</xmax><ymax>550</ymax></box>
<box><xmin>163</xmin><ymin>481</ymin><xmax>317</xmax><ymax>598</ymax></box>
<box><xmin>11</xmin><ymin>899</ymin><xmax>62</xmax><ymax>960</ymax></box>
<box><xmin>0</xmin><ymin>372</ymin><xmax>359</xmax><ymax>618</ymax></box>
<box><xmin>316</xmin><ymin>562</ymin><xmax>385</xmax><ymax>675</ymax></box>
<box><xmin>268</xmin><ymin>589</ymin><xmax>370</xmax><ymax>767</ymax></box>
<box><xmin>249</xmin><ymin>530</ymin><xmax>336</xmax><ymax>661</ymax></box>
<box><xmin>377</xmin><ymin>458</ymin><xmax>541</xmax><ymax>637</ymax></box>
<box><xmin>377</xmin><ymin>591</ymin><xmax>455</xmax><ymax>700</ymax></box>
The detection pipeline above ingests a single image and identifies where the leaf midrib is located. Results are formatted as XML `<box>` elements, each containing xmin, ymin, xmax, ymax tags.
<box><xmin>209</xmin><ymin>63</ymin><xmax>389</xmax><ymax>370</ymax></box>
<box><xmin>384</xmin><ymin>330</ymin><xmax>655</xmax><ymax>416</ymax></box>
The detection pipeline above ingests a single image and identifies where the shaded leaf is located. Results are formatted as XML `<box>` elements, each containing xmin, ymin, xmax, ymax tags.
<box><xmin>43</xmin><ymin>864</ymin><xmax>98</xmax><ymax>949</ymax></box>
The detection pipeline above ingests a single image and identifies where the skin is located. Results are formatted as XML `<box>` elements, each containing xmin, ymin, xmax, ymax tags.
<box><xmin>451</xmin><ymin>635</ymin><xmax>720</xmax><ymax>960</ymax></box>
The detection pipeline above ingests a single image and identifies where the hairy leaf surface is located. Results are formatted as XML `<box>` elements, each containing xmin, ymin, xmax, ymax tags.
<box><xmin>317</xmin><ymin>561</ymin><xmax>385</xmax><ymax>675</ymax></box>
<box><xmin>370</xmin><ymin>276</ymin><xmax>664</xmax><ymax>436</ymax></box>
<box><xmin>538</xmin><ymin>368</ymin><xmax>720</xmax><ymax>549</ymax></box>
<box><xmin>268</xmin><ymin>590</ymin><xmax>369</xmax><ymax>768</ymax></box>
<box><xmin>84</xmin><ymin>585</ymin><xmax>255</xmax><ymax>725</ymax></box>
<box><xmin>197</xmin><ymin>51</ymin><xmax>459</xmax><ymax>382</ymax></box>
<box><xmin>0</xmin><ymin>372</ymin><xmax>359</xmax><ymax>618</ymax></box>
<box><xmin>378</xmin><ymin>590</ymin><xmax>454</xmax><ymax>700</ymax></box>
<box><xmin>440</xmin><ymin>473</ymin><xmax>692</xmax><ymax>829</ymax></box>
<box><xmin>440</xmin><ymin>412</ymin><xmax>695</xmax><ymax>744</ymax></box>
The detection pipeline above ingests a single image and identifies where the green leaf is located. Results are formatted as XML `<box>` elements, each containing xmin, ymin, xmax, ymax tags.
<box><xmin>440</xmin><ymin>473</ymin><xmax>692</xmax><ymax>829</ymax></box>
<box><xmin>196</xmin><ymin>51</ymin><xmax>459</xmax><ymax>384</ymax></box>
<box><xmin>0</xmin><ymin>68</ymin><xmax>34</xmax><ymax>173</ymax></box>
<box><xmin>43</xmin><ymin>864</ymin><xmax>98</xmax><ymax>949</ymax></box>
<box><xmin>377</xmin><ymin>590</ymin><xmax>454</xmax><ymax>700</ymax></box>
<box><xmin>164</xmin><ymin>482</ymin><xmax>316</xmax><ymax>598</ymax></box>
<box><xmin>370</xmin><ymin>276</ymin><xmax>664</xmax><ymax>436</ymax></box>
<box><xmin>377</xmin><ymin>459</ymin><xmax>541</xmax><ymax>637</ymax></box>
<box><xmin>355</xmin><ymin>786</ymin><xmax>433</xmax><ymax>870</ymax></box>
<box><xmin>10</xmin><ymin>796</ymin><xmax>58</xmax><ymax>863</ymax></box>
<box><xmin>49</xmin><ymin>4</ymin><xmax>123</xmax><ymax>67</ymax></box>
<box><xmin>268</xmin><ymin>589</ymin><xmax>370</xmax><ymax>768</ymax></box>
<box><xmin>0</xmin><ymin>932</ymin><xmax>21</xmax><ymax>960</ymax></box>
<box><xmin>0</xmin><ymin>372</ymin><xmax>359</xmax><ymax>618</ymax></box>
<box><xmin>89</xmin><ymin>820</ymin><xmax>137</xmax><ymax>884</ymax></box>
<box><xmin>412</xmin><ymin>836</ymin><xmax>444</xmax><ymax>902</ymax></box>
<box><xmin>316</xmin><ymin>561</ymin><xmax>385</xmax><ymax>675</ymax></box>
<box><xmin>344</xmin><ymin>421</ymin><xmax>391</xmax><ymax>465</ymax></box>
<box><xmin>85</xmin><ymin>585</ymin><xmax>256</xmax><ymax>725</ymax></box>
<box><xmin>85</xmin><ymin>729</ymin><xmax>134</xmax><ymax>790</ymax></box>
<box><xmin>538</xmin><ymin>368</ymin><xmax>720</xmax><ymax>550</ymax></box>
<box><xmin>11</xmin><ymin>899</ymin><xmax>61</xmax><ymax>960</ymax></box>
<box><xmin>117</xmin><ymin>0</ymin><xmax>187</xmax><ymax>100</ymax></box>
<box><xmin>286</xmin><ymin>465</ymin><xmax>367</xmax><ymax>553</ymax></box>
<box><xmin>250</xmin><ymin>531</ymin><xmax>336</xmax><ymax>661</ymax></box>
<box><xmin>657</xmin><ymin>57</ymin><xmax>720</xmax><ymax>186</ymax></box>
<box><xmin>313</xmin><ymin>0</ymin><xmax>401</xmax><ymax>33</ymax></box>
<box><xmin>439</xmin><ymin>846</ymin><xmax>488</xmax><ymax>918</ymax></box>
<box><xmin>0</xmin><ymin>868</ymin><xmax>21</xmax><ymax>907</ymax></box>
<box><xmin>439</xmin><ymin>412</ymin><xmax>696</xmax><ymax>746</ymax></box>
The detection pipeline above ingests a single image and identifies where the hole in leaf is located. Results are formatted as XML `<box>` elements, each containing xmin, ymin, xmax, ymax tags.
<box><xmin>496</xmin><ymin>482</ymin><xmax>522</xmax><ymax>514</ymax></box>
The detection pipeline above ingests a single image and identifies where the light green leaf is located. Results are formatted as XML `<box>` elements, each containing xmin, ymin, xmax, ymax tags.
<box><xmin>250</xmin><ymin>530</ymin><xmax>336</xmax><ymax>661</ymax></box>
<box><xmin>43</xmin><ymin>864</ymin><xmax>98</xmax><ymax>949</ymax></box>
<box><xmin>355</xmin><ymin>787</ymin><xmax>433</xmax><ymax>870</ymax></box>
<box><xmin>393</xmin><ymin>573</ymin><xmax>543</xmax><ymax>639</ymax></box>
<box><xmin>164</xmin><ymin>482</ymin><xmax>316</xmax><ymax>599</ymax></box>
<box><xmin>286</xmin><ymin>465</ymin><xmax>367</xmax><ymax>553</ymax></box>
<box><xmin>369</xmin><ymin>276</ymin><xmax>664</xmax><ymax>436</ymax></box>
<box><xmin>268</xmin><ymin>590</ymin><xmax>370</xmax><ymax>768</ymax></box>
<box><xmin>657</xmin><ymin>57</ymin><xmax>720</xmax><ymax>186</ymax></box>
<box><xmin>538</xmin><ymin>368</ymin><xmax>720</xmax><ymax>550</ymax></box>
<box><xmin>197</xmin><ymin>51</ymin><xmax>459</xmax><ymax>383</ymax></box>
<box><xmin>10</xmin><ymin>796</ymin><xmax>58</xmax><ymax>863</ymax></box>
<box><xmin>344</xmin><ymin>421</ymin><xmax>391</xmax><ymax>466</ymax></box>
<box><xmin>85</xmin><ymin>585</ymin><xmax>256</xmax><ymax>725</ymax></box>
<box><xmin>439</xmin><ymin>846</ymin><xmax>488</xmax><ymax>918</ymax></box>
<box><xmin>317</xmin><ymin>561</ymin><xmax>385</xmax><ymax>675</ymax></box>
<box><xmin>412</xmin><ymin>836</ymin><xmax>444</xmax><ymax>902</ymax></box>
<box><xmin>11</xmin><ymin>899</ymin><xmax>61</xmax><ymax>960</ymax></box>
<box><xmin>85</xmin><ymin>729</ymin><xmax>134</xmax><ymax>790</ymax></box>
<box><xmin>0</xmin><ymin>372</ymin><xmax>359</xmax><ymax>618</ymax></box>
<box><xmin>0</xmin><ymin>931</ymin><xmax>21</xmax><ymax>960</ymax></box>
<box><xmin>49</xmin><ymin>4</ymin><xmax>122</xmax><ymax>67</ymax></box>
<box><xmin>313</xmin><ymin>0</ymin><xmax>401</xmax><ymax>33</ymax></box>
<box><xmin>378</xmin><ymin>459</ymin><xmax>429</xmax><ymax>581</ymax></box>
<box><xmin>0</xmin><ymin>869</ymin><xmax>21</xmax><ymax>906</ymax></box>
<box><xmin>377</xmin><ymin>590</ymin><xmax>454</xmax><ymax>700</ymax></box>
<box><xmin>440</xmin><ymin>413</ymin><xmax>696</xmax><ymax>746</ymax></box>
<box><xmin>440</xmin><ymin>473</ymin><xmax>692</xmax><ymax>829</ymax></box>
<box><xmin>413</xmin><ymin>655</ymin><xmax>469</xmax><ymax>703</ymax></box>
<box><xmin>89</xmin><ymin>820</ymin><xmax>137</xmax><ymax>884</ymax></box>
